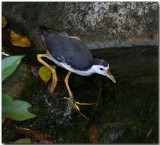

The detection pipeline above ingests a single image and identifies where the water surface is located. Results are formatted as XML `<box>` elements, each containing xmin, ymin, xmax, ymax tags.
<box><xmin>2</xmin><ymin>46</ymin><xmax>158</xmax><ymax>143</ymax></box>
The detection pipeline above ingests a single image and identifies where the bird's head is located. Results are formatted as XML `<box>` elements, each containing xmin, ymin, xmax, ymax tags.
<box><xmin>92</xmin><ymin>59</ymin><xmax>116</xmax><ymax>83</ymax></box>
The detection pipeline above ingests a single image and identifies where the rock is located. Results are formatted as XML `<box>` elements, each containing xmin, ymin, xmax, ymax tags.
<box><xmin>2</xmin><ymin>2</ymin><xmax>158</xmax><ymax>49</ymax></box>
<box><xmin>2</xmin><ymin>63</ymin><xmax>33</xmax><ymax>99</ymax></box>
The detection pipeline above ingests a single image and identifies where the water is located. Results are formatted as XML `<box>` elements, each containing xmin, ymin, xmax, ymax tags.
<box><xmin>2</xmin><ymin>46</ymin><xmax>158</xmax><ymax>143</ymax></box>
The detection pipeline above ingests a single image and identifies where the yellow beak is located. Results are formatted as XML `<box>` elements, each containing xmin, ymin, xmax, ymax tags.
<box><xmin>106</xmin><ymin>69</ymin><xmax>116</xmax><ymax>83</ymax></box>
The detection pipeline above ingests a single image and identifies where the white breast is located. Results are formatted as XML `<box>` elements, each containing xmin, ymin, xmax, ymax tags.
<box><xmin>47</xmin><ymin>55</ymin><xmax>95</xmax><ymax>76</ymax></box>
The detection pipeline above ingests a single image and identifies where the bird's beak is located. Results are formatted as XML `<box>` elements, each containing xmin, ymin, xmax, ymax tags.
<box><xmin>106</xmin><ymin>69</ymin><xmax>116</xmax><ymax>83</ymax></box>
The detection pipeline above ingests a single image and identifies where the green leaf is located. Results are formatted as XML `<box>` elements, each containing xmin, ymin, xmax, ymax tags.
<box><xmin>2</xmin><ymin>94</ymin><xmax>12</xmax><ymax>103</ymax></box>
<box><xmin>13</xmin><ymin>138</ymin><xmax>31</xmax><ymax>143</ymax></box>
<box><xmin>2</xmin><ymin>94</ymin><xmax>36</xmax><ymax>121</ymax></box>
<box><xmin>2</xmin><ymin>55</ymin><xmax>25</xmax><ymax>81</ymax></box>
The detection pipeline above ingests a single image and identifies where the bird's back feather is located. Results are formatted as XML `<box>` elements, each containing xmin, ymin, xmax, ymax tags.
<box><xmin>38</xmin><ymin>26</ymin><xmax>93</xmax><ymax>70</ymax></box>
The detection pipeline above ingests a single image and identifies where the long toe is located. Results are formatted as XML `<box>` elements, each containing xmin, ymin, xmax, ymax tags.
<box><xmin>76</xmin><ymin>102</ymin><xmax>97</xmax><ymax>105</ymax></box>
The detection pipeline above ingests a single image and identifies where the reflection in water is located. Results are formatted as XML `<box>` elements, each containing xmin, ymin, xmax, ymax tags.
<box><xmin>2</xmin><ymin>46</ymin><xmax>158</xmax><ymax>143</ymax></box>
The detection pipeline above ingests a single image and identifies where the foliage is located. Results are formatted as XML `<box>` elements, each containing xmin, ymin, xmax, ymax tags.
<box><xmin>2</xmin><ymin>55</ymin><xmax>36</xmax><ymax>123</ymax></box>
<box><xmin>10</xmin><ymin>30</ymin><xmax>31</xmax><ymax>47</ymax></box>
<box><xmin>13</xmin><ymin>138</ymin><xmax>31</xmax><ymax>143</ymax></box>
<box><xmin>2</xmin><ymin>55</ymin><xmax>25</xmax><ymax>81</ymax></box>
<box><xmin>15</xmin><ymin>126</ymin><xmax>52</xmax><ymax>143</ymax></box>
<box><xmin>88</xmin><ymin>123</ymin><xmax>100</xmax><ymax>143</ymax></box>
<box><xmin>2</xmin><ymin>94</ymin><xmax>35</xmax><ymax>122</ymax></box>
<box><xmin>2</xmin><ymin>15</ymin><xmax>7</xmax><ymax>28</ymax></box>
<box><xmin>39</xmin><ymin>65</ymin><xmax>56</xmax><ymax>83</ymax></box>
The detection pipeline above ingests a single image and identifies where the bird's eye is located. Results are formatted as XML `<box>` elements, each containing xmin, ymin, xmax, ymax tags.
<box><xmin>100</xmin><ymin>68</ymin><xmax>104</xmax><ymax>71</ymax></box>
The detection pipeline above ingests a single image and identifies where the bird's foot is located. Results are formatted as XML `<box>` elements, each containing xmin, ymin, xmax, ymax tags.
<box><xmin>64</xmin><ymin>96</ymin><xmax>96</xmax><ymax>120</ymax></box>
<box><xmin>76</xmin><ymin>102</ymin><xmax>97</xmax><ymax>106</ymax></box>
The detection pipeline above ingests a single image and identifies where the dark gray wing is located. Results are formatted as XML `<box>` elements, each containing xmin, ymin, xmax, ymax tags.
<box><xmin>38</xmin><ymin>26</ymin><xmax>93</xmax><ymax>70</ymax></box>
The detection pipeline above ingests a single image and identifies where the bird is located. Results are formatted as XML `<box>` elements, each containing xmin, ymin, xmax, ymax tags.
<box><xmin>37</xmin><ymin>26</ymin><xmax>116</xmax><ymax>120</ymax></box>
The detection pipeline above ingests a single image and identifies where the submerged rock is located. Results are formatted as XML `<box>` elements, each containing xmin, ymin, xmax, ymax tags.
<box><xmin>2</xmin><ymin>63</ymin><xmax>32</xmax><ymax>99</ymax></box>
<box><xmin>2</xmin><ymin>46</ymin><xmax>158</xmax><ymax>143</ymax></box>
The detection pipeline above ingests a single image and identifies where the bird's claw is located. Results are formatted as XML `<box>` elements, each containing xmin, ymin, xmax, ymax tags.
<box><xmin>63</xmin><ymin>96</ymin><xmax>96</xmax><ymax>120</ymax></box>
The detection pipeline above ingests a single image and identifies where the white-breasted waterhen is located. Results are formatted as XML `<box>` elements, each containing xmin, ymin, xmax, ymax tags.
<box><xmin>37</xmin><ymin>26</ymin><xmax>116</xmax><ymax>120</ymax></box>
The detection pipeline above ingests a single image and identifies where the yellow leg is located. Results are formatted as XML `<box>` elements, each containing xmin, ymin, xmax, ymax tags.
<box><xmin>64</xmin><ymin>71</ymin><xmax>73</xmax><ymax>98</ymax></box>
<box><xmin>37</xmin><ymin>54</ymin><xmax>57</xmax><ymax>93</ymax></box>
<box><xmin>64</xmin><ymin>96</ymin><xmax>89</xmax><ymax>120</ymax></box>
<box><xmin>64</xmin><ymin>71</ymin><xmax>96</xmax><ymax>120</ymax></box>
